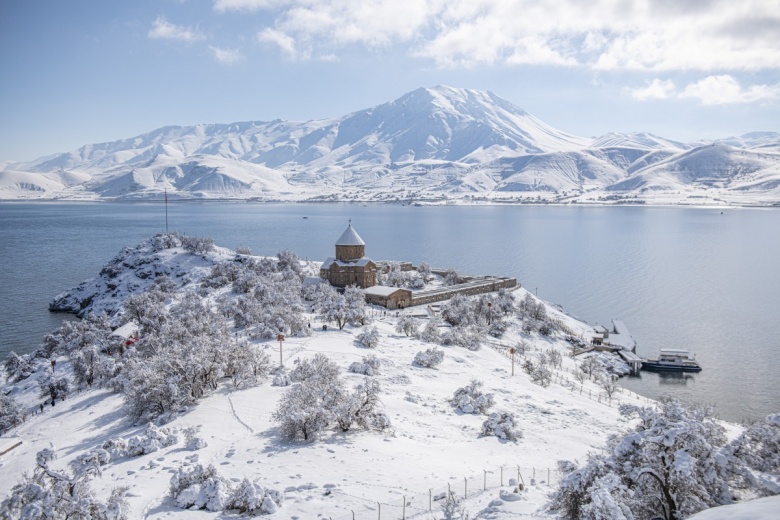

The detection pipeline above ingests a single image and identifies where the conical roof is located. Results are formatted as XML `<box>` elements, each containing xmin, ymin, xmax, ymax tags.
<box><xmin>336</xmin><ymin>223</ymin><xmax>365</xmax><ymax>246</ymax></box>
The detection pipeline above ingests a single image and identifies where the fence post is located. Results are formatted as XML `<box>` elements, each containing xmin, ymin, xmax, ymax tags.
<box><xmin>548</xmin><ymin>468</ymin><xmax>550</xmax><ymax>485</ymax></box>
<box><xmin>518</xmin><ymin>466</ymin><xmax>524</xmax><ymax>487</ymax></box>
<box><xmin>464</xmin><ymin>477</ymin><xmax>467</xmax><ymax>498</ymax></box>
<box><xmin>403</xmin><ymin>495</ymin><xmax>406</xmax><ymax>520</ymax></box>
<box><xmin>352</xmin><ymin>511</ymin><xmax>355</xmax><ymax>520</ymax></box>
<box><xmin>500</xmin><ymin>466</ymin><xmax>504</xmax><ymax>486</ymax></box>
<box><xmin>377</xmin><ymin>502</ymin><xmax>380</xmax><ymax>520</ymax></box>
<box><xmin>429</xmin><ymin>489</ymin><xmax>432</xmax><ymax>511</ymax></box>
<box><xmin>483</xmin><ymin>470</ymin><xmax>487</xmax><ymax>491</ymax></box>
<box><xmin>533</xmin><ymin>467</ymin><xmax>535</xmax><ymax>480</ymax></box>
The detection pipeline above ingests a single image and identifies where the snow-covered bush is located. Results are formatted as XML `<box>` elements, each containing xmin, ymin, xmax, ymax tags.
<box><xmin>227</xmin><ymin>478</ymin><xmax>284</xmax><ymax>515</ymax></box>
<box><xmin>441</xmin><ymin>294</ymin><xmax>473</xmax><ymax>326</ymax></box>
<box><xmin>0</xmin><ymin>393</ymin><xmax>26</xmax><ymax>433</ymax></box>
<box><xmin>289</xmin><ymin>353</ymin><xmax>341</xmax><ymax>384</ymax></box>
<box><xmin>414</xmin><ymin>348</ymin><xmax>444</xmax><ymax>368</ymax></box>
<box><xmin>38</xmin><ymin>370</ymin><xmax>70</xmax><ymax>402</ymax></box>
<box><xmin>183</xmin><ymin>425</ymin><xmax>208</xmax><ymax>451</ymax></box>
<box><xmin>335</xmin><ymin>379</ymin><xmax>387</xmax><ymax>432</ymax></box>
<box><xmin>4</xmin><ymin>351</ymin><xmax>33</xmax><ymax>382</ymax></box>
<box><xmin>349</xmin><ymin>354</ymin><xmax>381</xmax><ymax>376</ymax></box>
<box><xmin>440</xmin><ymin>327</ymin><xmax>482</xmax><ymax>350</ymax></box>
<box><xmin>395</xmin><ymin>315</ymin><xmax>419</xmax><ymax>337</ymax></box>
<box><xmin>170</xmin><ymin>465</ymin><xmax>283</xmax><ymax>515</ymax></box>
<box><xmin>727</xmin><ymin>413</ymin><xmax>780</xmax><ymax>496</ymax></box>
<box><xmin>124</xmin><ymin>423</ymin><xmax>180</xmax><ymax>457</ymax></box>
<box><xmin>181</xmin><ymin>235</ymin><xmax>215</xmax><ymax>254</ymax></box>
<box><xmin>549</xmin><ymin>399</ymin><xmax>731</xmax><ymax>520</ymax></box>
<box><xmin>1</xmin><ymin>447</ymin><xmax>130</xmax><ymax>520</ymax></box>
<box><xmin>443</xmin><ymin>268</ymin><xmax>463</xmax><ymax>286</ymax></box>
<box><xmin>70</xmin><ymin>449</ymin><xmax>111</xmax><ymax>478</ymax></box>
<box><xmin>480</xmin><ymin>412</ymin><xmax>522</xmax><ymax>441</ymax></box>
<box><xmin>419</xmin><ymin>317</ymin><xmax>442</xmax><ymax>344</ymax></box>
<box><xmin>356</xmin><ymin>326</ymin><xmax>380</xmax><ymax>348</ymax></box>
<box><xmin>451</xmin><ymin>380</ymin><xmax>494</xmax><ymax>415</ymax></box>
<box><xmin>170</xmin><ymin>464</ymin><xmax>232</xmax><ymax>512</ymax></box>
<box><xmin>274</xmin><ymin>355</ymin><xmax>345</xmax><ymax>441</ymax></box>
<box><xmin>272</xmin><ymin>369</ymin><xmax>291</xmax><ymax>387</ymax></box>
<box><xmin>440</xmin><ymin>493</ymin><xmax>469</xmax><ymax>520</ymax></box>
<box><xmin>101</xmin><ymin>437</ymin><xmax>129</xmax><ymax>459</ymax></box>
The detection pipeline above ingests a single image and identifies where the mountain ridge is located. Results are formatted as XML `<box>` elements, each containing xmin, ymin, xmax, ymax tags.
<box><xmin>2</xmin><ymin>86</ymin><xmax>779</xmax><ymax>205</ymax></box>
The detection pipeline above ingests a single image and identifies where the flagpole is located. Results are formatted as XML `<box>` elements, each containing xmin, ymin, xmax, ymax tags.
<box><xmin>165</xmin><ymin>187</ymin><xmax>168</xmax><ymax>233</ymax></box>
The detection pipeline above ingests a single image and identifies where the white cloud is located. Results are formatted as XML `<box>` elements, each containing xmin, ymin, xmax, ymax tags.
<box><xmin>629</xmin><ymin>75</ymin><xmax>780</xmax><ymax>105</ymax></box>
<box><xmin>212</xmin><ymin>0</ymin><xmax>780</xmax><ymax>71</ymax></box>
<box><xmin>680</xmin><ymin>75</ymin><xmax>780</xmax><ymax>105</ymax></box>
<box><xmin>148</xmin><ymin>16</ymin><xmax>205</xmax><ymax>42</ymax></box>
<box><xmin>257</xmin><ymin>28</ymin><xmax>300</xmax><ymax>59</ymax></box>
<box><xmin>630</xmin><ymin>79</ymin><xmax>677</xmax><ymax>101</ymax></box>
<box><xmin>210</xmin><ymin>46</ymin><xmax>244</xmax><ymax>64</ymax></box>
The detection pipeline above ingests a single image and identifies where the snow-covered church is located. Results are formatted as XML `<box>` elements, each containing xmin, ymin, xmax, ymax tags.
<box><xmin>319</xmin><ymin>222</ymin><xmax>378</xmax><ymax>289</ymax></box>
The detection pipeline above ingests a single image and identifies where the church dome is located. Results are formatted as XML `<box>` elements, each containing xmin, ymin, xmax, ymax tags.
<box><xmin>336</xmin><ymin>223</ymin><xmax>365</xmax><ymax>246</ymax></box>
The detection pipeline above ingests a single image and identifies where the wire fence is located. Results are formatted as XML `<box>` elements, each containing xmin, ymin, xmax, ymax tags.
<box><xmin>327</xmin><ymin>463</ymin><xmax>560</xmax><ymax>520</ymax></box>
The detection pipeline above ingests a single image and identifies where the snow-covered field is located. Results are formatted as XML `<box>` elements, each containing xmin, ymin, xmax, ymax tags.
<box><xmin>1</xmin><ymin>235</ymin><xmax>777</xmax><ymax>519</ymax></box>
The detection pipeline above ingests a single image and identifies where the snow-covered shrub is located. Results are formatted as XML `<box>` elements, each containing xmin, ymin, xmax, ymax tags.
<box><xmin>125</xmin><ymin>423</ymin><xmax>180</xmax><ymax>456</ymax></box>
<box><xmin>0</xmin><ymin>393</ymin><xmax>26</xmax><ymax>433</ymax></box>
<box><xmin>348</xmin><ymin>354</ymin><xmax>381</xmax><ymax>376</ymax></box>
<box><xmin>480</xmin><ymin>412</ymin><xmax>522</xmax><ymax>441</ymax></box>
<box><xmin>451</xmin><ymin>380</ymin><xmax>495</xmax><ymax>415</ymax></box>
<box><xmin>419</xmin><ymin>317</ymin><xmax>442</xmax><ymax>344</ymax></box>
<box><xmin>440</xmin><ymin>327</ymin><xmax>482</xmax><ymax>350</ymax></box>
<box><xmin>101</xmin><ymin>437</ymin><xmax>129</xmax><ymax>459</ymax></box>
<box><xmin>183</xmin><ymin>425</ymin><xmax>208</xmax><ymax>451</ymax></box>
<box><xmin>441</xmin><ymin>294</ymin><xmax>473</xmax><ymax>326</ymax></box>
<box><xmin>440</xmin><ymin>493</ymin><xmax>469</xmax><ymax>520</ymax></box>
<box><xmin>335</xmin><ymin>379</ymin><xmax>386</xmax><ymax>432</ymax></box>
<box><xmin>522</xmin><ymin>359</ymin><xmax>552</xmax><ymax>386</ymax></box>
<box><xmin>70</xmin><ymin>449</ymin><xmax>111</xmax><ymax>478</ymax></box>
<box><xmin>443</xmin><ymin>268</ymin><xmax>463</xmax><ymax>286</ymax></box>
<box><xmin>1</xmin><ymin>447</ymin><xmax>129</xmax><ymax>520</ymax></box>
<box><xmin>274</xmin><ymin>355</ymin><xmax>345</xmax><ymax>441</ymax></box>
<box><xmin>170</xmin><ymin>464</ymin><xmax>232</xmax><ymax>512</ymax></box>
<box><xmin>38</xmin><ymin>370</ymin><xmax>70</xmax><ymax>402</ymax></box>
<box><xmin>546</xmin><ymin>349</ymin><xmax>563</xmax><ymax>369</ymax></box>
<box><xmin>151</xmin><ymin>231</ymin><xmax>183</xmax><ymax>250</ymax></box>
<box><xmin>170</xmin><ymin>465</ymin><xmax>284</xmax><ymax>515</ymax></box>
<box><xmin>272</xmin><ymin>369</ymin><xmax>291</xmax><ymax>387</ymax></box>
<box><xmin>356</xmin><ymin>326</ymin><xmax>380</xmax><ymax>348</ymax></box>
<box><xmin>289</xmin><ymin>353</ymin><xmax>341</xmax><ymax>384</ymax></box>
<box><xmin>4</xmin><ymin>351</ymin><xmax>33</xmax><ymax>382</ymax></box>
<box><xmin>414</xmin><ymin>348</ymin><xmax>444</xmax><ymax>368</ymax></box>
<box><xmin>549</xmin><ymin>398</ymin><xmax>731</xmax><ymax>520</ymax></box>
<box><xmin>728</xmin><ymin>413</ymin><xmax>780</xmax><ymax>496</ymax></box>
<box><xmin>227</xmin><ymin>478</ymin><xmax>284</xmax><ymax>515</ymax></box>
<box><xmin>395</xmin><ymin>315</ymin><xmax>419</xmax><ymax>337</ymax></box>
<box><xmin>236</xmin><ymin>246</ymin><xmax>253</xmax><ymax>256</ymax></box>
<box><xmin>181</xmin><ymin>235</ymin><xmax>215</xmax><ymax>254</ymax></box>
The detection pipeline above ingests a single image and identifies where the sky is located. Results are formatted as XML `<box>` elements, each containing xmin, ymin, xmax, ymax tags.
<box><xmin>1</xmin><ymin>0</ymin><xmax>779</xmax><ymax>162</ymax></box>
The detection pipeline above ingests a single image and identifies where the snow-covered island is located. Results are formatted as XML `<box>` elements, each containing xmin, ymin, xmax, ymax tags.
<box><xmin>1</xmin><ymin>232</ymin><xmax>778</xmax><ymax>519</ymax></box>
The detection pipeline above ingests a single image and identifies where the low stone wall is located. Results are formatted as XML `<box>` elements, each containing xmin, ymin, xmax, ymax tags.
<box><xmin>409</xmin><ymin>277</ymin><xmax>518</xmax><ymax>307</ymax></box>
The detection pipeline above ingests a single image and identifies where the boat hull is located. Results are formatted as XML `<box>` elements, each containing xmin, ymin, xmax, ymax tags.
<box><xmin>641</xmin><ymin>361</ymin><xmax>702</xmax><ymax>373</ymax></box>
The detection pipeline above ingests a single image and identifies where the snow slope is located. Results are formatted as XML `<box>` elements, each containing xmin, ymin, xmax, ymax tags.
<box><xmin>0</xmin><ymin>238</ymin><xmax>645</xmax><ymax>519</ymax></box>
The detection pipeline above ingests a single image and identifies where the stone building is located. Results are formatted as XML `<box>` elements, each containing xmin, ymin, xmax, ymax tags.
<box><xmin>364</xmin><ymin>286</ymin><xmax>412</xmax><ymax>309</ymax></box>
<box><xmin>320</xmin><ymin>223</ymin><xmax>377</xmax><ymax>288</ymax></box>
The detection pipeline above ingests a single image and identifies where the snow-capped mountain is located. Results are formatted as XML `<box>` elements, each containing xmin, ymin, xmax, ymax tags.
<box><xmin>1</xmin><ymin>86</ymin><xmax>778</xmax><ymax>205</ymax></box>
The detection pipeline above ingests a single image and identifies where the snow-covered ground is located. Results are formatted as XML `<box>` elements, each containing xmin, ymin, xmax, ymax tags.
<box><xmin>1</xmin><ymin>236</ymin><xmax>776</xmax><ymax>519</ymax></box>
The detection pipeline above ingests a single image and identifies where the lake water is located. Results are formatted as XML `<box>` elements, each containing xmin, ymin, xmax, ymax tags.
<box><xmin>1</xmin><ymin>202</ymin><xmax>778</xmax><ymax>423</ymax></box>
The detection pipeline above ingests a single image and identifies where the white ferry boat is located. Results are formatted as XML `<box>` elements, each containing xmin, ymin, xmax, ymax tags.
<box><xmin>641</xmin><ymin>349</ymin><xmax>702</xmax><ymax>372</ymax></box>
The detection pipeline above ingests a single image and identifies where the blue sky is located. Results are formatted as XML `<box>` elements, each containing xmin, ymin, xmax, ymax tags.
<box><xmin>1</xmin><ymin>0</ymin><xmax>779</xmax><ymax>162</ymax></box>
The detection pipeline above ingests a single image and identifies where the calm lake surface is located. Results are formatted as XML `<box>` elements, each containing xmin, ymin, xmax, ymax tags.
<box><xmin>1</xmin><ymin>202</ymin><xmax>778</xmax><ymax>422</ymax></box>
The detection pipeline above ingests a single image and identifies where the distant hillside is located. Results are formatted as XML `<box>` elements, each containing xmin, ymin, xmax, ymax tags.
<box><xmin>1</xmin><ymin>86</ymin><xmax>778</xmax><ymax>205</ymax></box>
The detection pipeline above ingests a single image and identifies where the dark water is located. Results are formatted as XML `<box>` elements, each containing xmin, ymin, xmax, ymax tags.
<box><xmin>1</xmin><ymin>202</ymin><xmax>778</xmax><ymax>422</ymax></box>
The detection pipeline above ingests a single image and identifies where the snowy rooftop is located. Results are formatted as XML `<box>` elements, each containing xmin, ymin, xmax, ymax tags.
<box><xmin>335</xmin><ymin>224</ymin><xmax>365</xmax><ymax>246</ymax></box>
<box><xmin>321</xmin><ymin>257</ymin><xmax>373</xmax><ymax>269</ymax></box>
<box><xmin>364</xmin><ymin>286</ymin><xmax>408</xmax><ymax>297</ymax></box>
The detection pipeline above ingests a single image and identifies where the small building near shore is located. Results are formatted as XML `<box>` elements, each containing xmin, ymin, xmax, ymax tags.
<box><xmin>319</xmin><ymin>223</ymin><xmax>377</xmax><ymax>289</ymax></box>
<box><xmin>364</xmin><ymin>286</ymin><xmax>412</xmax><ymax>309</ymax></box>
